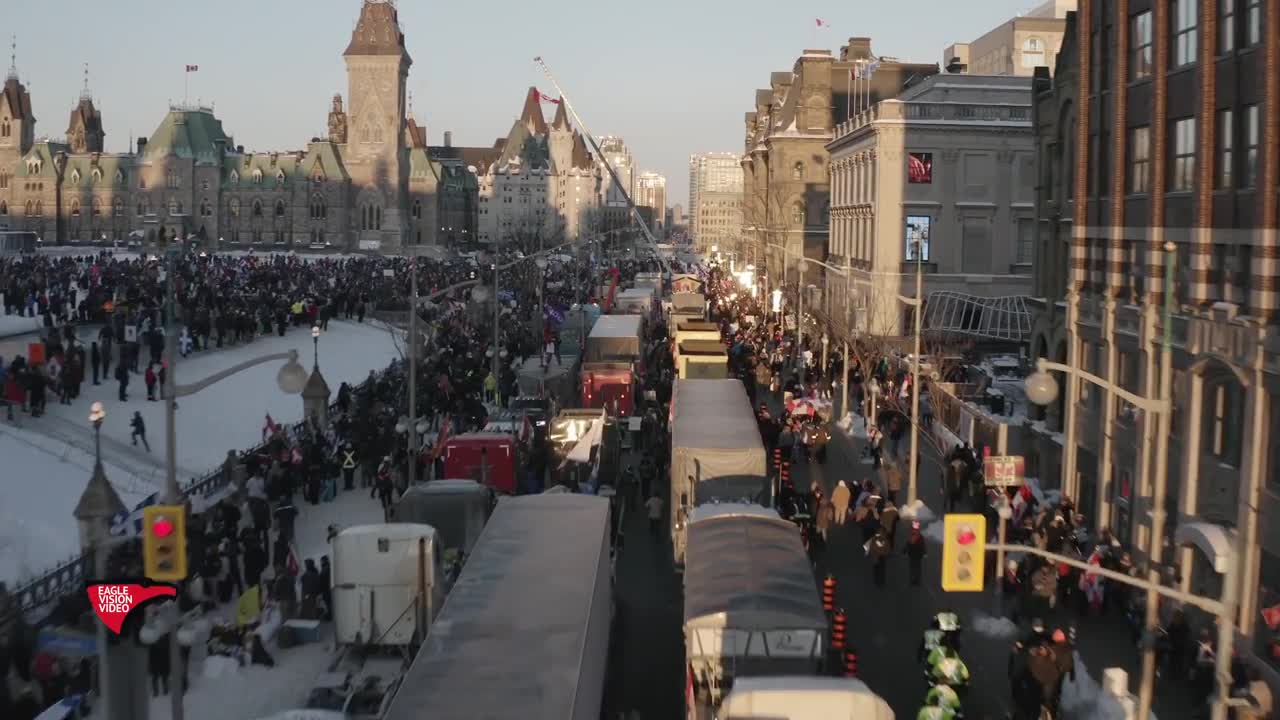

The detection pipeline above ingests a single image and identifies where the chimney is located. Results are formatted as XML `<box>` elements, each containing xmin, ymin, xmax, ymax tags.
<box><xmin>947</xmin><ymin>58</ymin><xmax>968</xmax><ymax>73</ymax></box>
<box><xmin>843</xmin><ymin>37</ymin><xmax>873</xmax><ymax>61</ymax></box>
<box><xmin>444</xmin><ymin>131</ymin><xmax>452</xmax><ymax>148</ymax></box>
<box><xmin>136</xmin><ymin>137</ymin><xmax>147</xmax><ymax>154</ymax></box>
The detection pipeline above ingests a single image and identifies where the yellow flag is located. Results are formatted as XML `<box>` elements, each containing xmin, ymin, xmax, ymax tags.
<box><xmin>236</xmin><ymin>585</ymin><xmax>261</xmax><ymax>626</ymax></box>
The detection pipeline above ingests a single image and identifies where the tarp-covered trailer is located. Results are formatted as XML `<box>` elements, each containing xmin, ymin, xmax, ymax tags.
<box><xmin>676</xmin><ymin>340</ymin><xmax>728</xmax><ymax>380</ymax></box>
<box><xmin>669</xmin><ymin>379</ymin><xmax>768</xmax><ymax>567</ymax></box>
<box><xmin>382</xmin><ymin>494</ymin><xmax>613</xmax><ymax>720</ymax></box>
<box><xmin>718</xmin><ymin>677</ymin><xmax>895</xmax><ymax>720</ymax></box>
<box><xmin>389</xmin><ymin>481</ymin><xmax>494</xmax><ymax>563</ymax></box>
<box><xmin>586</xmin><ymin>314</ymin><xmax>643</xmax><ymax>363</ymax></box>
<box><xmin>674</xmin><ymin>318</ymin><xmax>720</xmax><ymax>348</ymax></box>
<box><xmin>683</xmin><ymin>506</ymin><xmax>828</xmax><ymax>718</ymax></box>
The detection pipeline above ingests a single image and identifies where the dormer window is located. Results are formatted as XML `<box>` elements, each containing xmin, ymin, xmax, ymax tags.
<box><xmin>91</xmin><ymin>168</ymin><xmax>102</xmax><ymax>183</ymax></box>
<box><xmin>251</xmin><ymin>169</ymin><xmax>263</xmax><ymax>185</ymax></box>
<box><xmin>229</xmin><ymin>170</ymin><xmax>239</xmax><ymax>184</ymax></box>
<box><xmin>792</xmin><ymin>162</ymin><xmax>804</xmax><ymax>180</ymax></box>
<box><xmin>275</xmin><ymin>170</ymin><xmax>286</xmax><ymax>184</ymax></box>
<box><xmin>26</xmin><ymin>160</ymin><xmax>41</xmax><ymax>174</ymax></box>
<box><xmin>69</xmin><ymin>170</ymin><xmax>81</xmax><ymax>184</ymax></box>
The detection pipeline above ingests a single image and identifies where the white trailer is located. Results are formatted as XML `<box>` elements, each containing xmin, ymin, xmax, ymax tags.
<box><xmin>382</xmin><ymin>494</ymin><xmax>613</xmax><ymax>720</ymax></box>
<box><xmin>330</xmin><ymin>524</ymin><xmax>445</xmax><ymax>647</ymax></box>
<box><xmin>683</xmin><ymin>506</ymin><xmax>827</xmax><ymax>718</ymax></box>
<box><xmin>719</xmin><ymin>677</ymin><xmax>895</xmax><ymax>720</ymax></box>
<box><xmin>669</xmin><ymin>379</ymin><xmax>768</xmax><ymax>567</ymax></box>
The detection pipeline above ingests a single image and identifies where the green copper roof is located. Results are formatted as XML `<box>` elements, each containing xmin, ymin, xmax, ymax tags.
<box><xmin>62</xmin><ymin>154</ymin><xmax>132</xmax><ymax>188</ymax></box>
<box><xmin>302</xmin><ymin>141</ymin><xmax>349</xmax><ymax>182</ymax></box>
<box><xmin>143</xmin><ymin>108</ymin><xmax>231</xmax><ymax>164</ymax></box>
<box><xmin>16</xmin><ymin>142</ymin><xmax>65</xmax><ymax>178</ymax></box>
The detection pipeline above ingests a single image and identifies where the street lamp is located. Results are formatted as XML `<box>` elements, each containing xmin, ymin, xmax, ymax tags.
<box><xmin>75</xmin><ymin>400</ymin><xmax>125</xmax><ymax>720</ymax></box>
<box><xmin>311</xmin><ymin>326</ymin><xmax>321</xmax><ymax>370</ymax></box>
<box><xmin>535</xmin><ymin>256</ymin><xmax>548</xmax><ymax>367</ymax></box>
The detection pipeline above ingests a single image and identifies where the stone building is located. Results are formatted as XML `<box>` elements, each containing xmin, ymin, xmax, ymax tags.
<box><xmin>0</xmin><ymin>0</ymin><xmax>477</xmax><ymax>252</ymax></box>
<box><xmin>688</xmin><ymin>153</ymin><xmax>743</xmax><ymax>253</ymax></box>
<box><xmin>473</xmin><ymin>88</ymin><xmax>601</xmax><ymax>248</ymax></box>
<box><xmin>825</xmin><ymin>73</ymin><xmax>1036</xmax><ymax>336</ymax></box>
<box><xmin>943</xmin><ymin>0</ymin><xmax>1075</xmax><ymax>76</ymax></box>
<box><xmin>741</xmin><ymin>38</ymin><xmax>937</xmax><ymax>290</ymax></box>
<box><xmin>1027</xmin><ymin>3</ymin><xmax>1280</xmax><ymax>674</ymax></box>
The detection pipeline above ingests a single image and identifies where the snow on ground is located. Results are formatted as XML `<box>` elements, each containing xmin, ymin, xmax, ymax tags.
<box><xmin>0</xmin><ymin>313</ymin><xmax>42</xmax><ymax>337</ymax></box>
<box><xmin>92</xmin><ymin>491</ymin><xmax>387</xmax><ymax>720</ymax></box>
<box><xmin>1059</xmin><ymin>654</ymin><xmax>1153</xmax><ymax>720</ymax></box>
<box><xmin>44</xmin><ymin>319</ymin><xmax>399</xmax><ymax>470</ymax></box>
<box><xmin>899</xmin><ymin>499</ymin><xmax>937</xmax><ymax>523</ymax></box>
<box><xmin>0</xmin><ymin>424</ymin><xmax>155</xmax><ymax>583</ymax></box>
<box><xmin>970</xmin><ymin>610</ymin><xmax>1019</xmax><ymax>639</ymax></box>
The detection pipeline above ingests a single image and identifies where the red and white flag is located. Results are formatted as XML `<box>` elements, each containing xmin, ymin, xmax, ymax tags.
<box><xmin>538</xmin><ymin>92</ymin><xmax>561</xmax><ymax>105</ymax></box>
<box><xmin>431</xmin><ymin>416</ymin><xmax>452</xmax><ymax>460</ymax></box>
<box><xmin>1262</xmin><ymin>602</ymin><xmax>1280</xmax><ymax>630</ymax></box>
<box><xmin>185</xmin><ymin>65</ymin><xmax>199</xmax><ymax>73</ymax></box>
<box><xmin>815</xmin><ymin>18</ymin><xmax>828</xmax><ymax>27</ymax></box>
<box><xmin>262</xmin><ymin>413</ymin><xmax>278</xmax><ymax>441</ymax></box>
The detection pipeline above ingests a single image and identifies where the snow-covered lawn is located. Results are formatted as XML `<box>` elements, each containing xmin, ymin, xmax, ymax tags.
<box><xmin>0</xmin><ymin>424</ymin><xmax>155</xmax><ymax>583</ymax></box>
<box><xmin>0</xmin><ymin>313</ymin><xmax>42</xmax><ymax>337</ymax></box>
<box><xmin>42</xmin><ymin>319</ymin><xmax>400</xmax><ymax>470</ymax></box>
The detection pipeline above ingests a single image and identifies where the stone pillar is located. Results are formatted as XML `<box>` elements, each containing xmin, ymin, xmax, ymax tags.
<box><xmin>302</xmin><ymin>368</ymin><xmax>331</xmax><ymax>426</ymax></box>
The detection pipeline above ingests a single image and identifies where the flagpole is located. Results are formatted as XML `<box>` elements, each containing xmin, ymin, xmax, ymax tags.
<box><xmin>846</xmin><ymin>69</ymin><xmax>851</xmax><ymax>120</ymax></box>
<box><xmin>184</xmin><ymin>68</ymin><xmax>188</xmax><ymax>105</ymax></box>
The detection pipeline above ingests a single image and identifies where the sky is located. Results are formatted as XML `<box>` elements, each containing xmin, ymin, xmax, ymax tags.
<box><xmin>7</xmin><ymin>0</ymin><xmax>1037</xmax><ymax>206</ymax></box>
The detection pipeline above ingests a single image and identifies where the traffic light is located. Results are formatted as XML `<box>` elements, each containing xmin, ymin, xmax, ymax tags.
<box><xmin>142</xmin><ymin>505</ymin><xmax>188</xmax><ymax>582</ymax></box>
<box><xmin>941</xmin><ymin>513</ymin><xmax>986</xmax><ymax>592</ymax></box>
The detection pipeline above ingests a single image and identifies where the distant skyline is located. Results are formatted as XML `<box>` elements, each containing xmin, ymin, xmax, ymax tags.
<box><xmin>7</xmin><ymin>0</ymin><xmax>1037</xmax><ymax>204</ymax></box>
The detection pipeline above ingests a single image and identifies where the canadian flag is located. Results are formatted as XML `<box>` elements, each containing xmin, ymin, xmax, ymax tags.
<box><xmin>815</xmin><ymin>18</ymin><xmax>828</xmax><ymax>27</ymax></box>
<box><xmin>538</xmin><ymin>92</ymin><xmax>561</xmax><ymax>105</ymax></box>
<box><xmin>262</xmin><ymin>413</ymin><xmax>278</xmax><ymax>441</ymax></box>
<box><xmin>431</xmin><ymin>416</ymin><xmax>452</xmax><ymax>460</ymax></box>
<box><xmin>185</xmin><ymin>65</ymin><xmax>198</xmax><ymax>73</ymax></box>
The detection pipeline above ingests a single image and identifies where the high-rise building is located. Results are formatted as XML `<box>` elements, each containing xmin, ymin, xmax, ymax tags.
<box><xmin>596</xmin><ymin>136</ymin><xmax>634</xmax><ymax>233</ymax></box>
<box><xmin>633</xmin><ymin>171</ymin><xmax>666</xmax><ymax>233</ymax></box>
<box><xmin>942</xmin><ymin>0</ymin><xmax>1075</xmax><ymax>76</ymax></box>
<box><xmin>1028</xmin><ymin>6</ymin><xmax>1279</xmax><ymax>663</ymax></box>
<box><xmin>688</xmin><ymin>152</ymin><xmax>743</xmax><ymax>253</ymax></box>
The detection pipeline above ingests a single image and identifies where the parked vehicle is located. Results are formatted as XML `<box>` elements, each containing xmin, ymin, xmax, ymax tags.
<box><xmin>442</xmin><ymin>433</ymin><xmax>519</xmax><ymax>494</ymax></box>
<box><xmin>717</xmin><ymin>677</ymin><xmax>894</xmax><ymax>720</ymax></box>
<box><xmin>580</xmin><ymin>361</ymin><xmax>635</xmax><ymax>416</ymax></box>
<box><xmin>587</xmin><ymin>314</ymin><xmax>644</xmax><ymax>363</ymax></box>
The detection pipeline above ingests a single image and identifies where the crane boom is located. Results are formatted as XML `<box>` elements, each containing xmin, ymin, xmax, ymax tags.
<box><xmin>534</xmin><ymin>56</ymin><xmax>674</xmax><ymax>277</ymax></box>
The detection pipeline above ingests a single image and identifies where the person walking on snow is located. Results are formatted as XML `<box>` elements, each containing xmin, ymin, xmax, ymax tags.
<box><xmin>130</xmin><ymin>411</ymin><xmax>150</xmax><ymax>451</ymax></box>
<box><xmin>831</xmin><ymin>480</ymin><xmax>851</xmax><ymax>526</ymax></box>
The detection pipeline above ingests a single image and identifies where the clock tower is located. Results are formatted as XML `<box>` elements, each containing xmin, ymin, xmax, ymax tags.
<box><xmin>343</xmin><ymin>0</ymin><xmax>411</xmax><ymax>250</ymax></box>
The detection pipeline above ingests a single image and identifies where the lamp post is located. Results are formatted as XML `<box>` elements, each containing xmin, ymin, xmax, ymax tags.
<box><xmin>310</xmin><ymin>326</ymin><xmax>320</xmax><ymax>370</ymax></box>
<box><xmin>76</xmin><ymin>400</ymin><xmax>125</xmax><ymax>720</ymax></box>
<box><xmin>906</xmin><ymin>238</ymin><xmax>924</xmax><ymax>505</ymax></box>
<box><xmin>867</xmin><ymin>378</ymin><xmax>881</xmax><ymax>433</ymax></box>
<box><xmin>162</xmin><ymin>248</ymin><xmax>308</xmax><ymax>720</ymax></box>
<box><xmin>535</xmin><ymin>255</ymin><xmax>548</xmax><ymax>367</ymax></box>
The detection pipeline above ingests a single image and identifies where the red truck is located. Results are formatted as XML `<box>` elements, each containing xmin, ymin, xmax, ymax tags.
<box><xmin>442</xmin><ymin>433</ymin><xmax>519</xmax><ymax>494</ymax></box>
<box><xmin>580</xmin><ymin>361</ymin><xmax>635</xmax><ymax>417</ymax></box>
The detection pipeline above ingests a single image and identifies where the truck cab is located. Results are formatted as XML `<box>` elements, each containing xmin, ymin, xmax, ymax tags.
<box><xmin>442</xmin><ymin>433</ymin><xmax>519</xmax><ymax>495</ymax></box>
<box><xmin>581</xmin><ymin>361</ymin><xmax>635</xmax><ymax>416</ymax></box>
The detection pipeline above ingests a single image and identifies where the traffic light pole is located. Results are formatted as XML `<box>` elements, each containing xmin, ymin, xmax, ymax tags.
<box><xmin>162</xmin><ymin>247</ymin><xmax>184</xmax><ymax>720</ymax></box>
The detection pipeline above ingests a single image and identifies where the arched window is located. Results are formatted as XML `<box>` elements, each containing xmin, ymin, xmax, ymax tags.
<box><xmin>276</xmin><ymin>170</ymin><xmax>286</xmax><ymax>185</ymax></box>
<box><xmin>229</xmin><ymin>198</ymin><xmax>241</xmax><ymax>218</ymax></box>
<box><xmin>412</xmin><ymin>199</ymin><xmax>422</xmax><ymax>219</ymax></box>
<box><xmin>229</xmin><ymin>170</ymin><xmax>239</xmax><ymax>184</ymax></box>
<box><xmin>0</xmin><ymin>172</ymin><xmax>7</xmax><ymax>189</ymax></box>
<box><xmin>375</xmin><ymin>206</ymin><xmax>382</xmax><ymax>230</ymax></box>
<box><xmin>1</xmin><ymin>120</ymin><xmax>9</xmax><ymax>137</ymax></box>
<box><xmin>91</xmin><ymin>197</ymin><xmax>101</xmax><ymax>217</ymax></box>
<box><xmin>24</xmin><ymin>200</ymin><xmax>33</xmax><ymax>216</ymax></box>
<box><xmin>1203</xmin><ymin>373</ymin><xmax>1245</xmax><ymax>467</ymax></box>
<box><xmin>91</xmin><ymin>168</ymin><xmax>102</xmax><ymax>184</ymax></box>
<box><xmin>136</xmin><ymin>202</ymin><xmax>144</xmax><ymax>216</ymax></box>
<box><xmin>251</xmin><ymin>169</ymin><xmax>263</xmax><ymax>185</ymax></box>
<box><xmin>166</xmin><ymin>170</ymin><xmax>180</xmax><ymax>189</ymax></box>
<box><xmin>34</xmin><ymin>200</ymin><xmax>42</xmax><ymax>216</ymax></box>
<box><xmin>792</xmin><ymin>162</ymin><xmax>804</xmax><ymax>180</ymax></box>
<box><xmin>311</xmin><ymin>195</ymin><xmax>326</xmax><ymax>220</ymax></box>
<box><xmin>200</xmin><ymin>199</ymin><xmax>212</xmax><ymax>217</ymax></box>
<box><xmin>115</xmin><ymin>169</ymin><xmax>126</xmax><ymax>186</ymax></box>
<box><xmin>361</xmin><ymin>205</ymin><xmax>368</xmax><ymax>230</ymax></box>
<box><xmin>113</xmin><ymin>198</ymin><xmax>124</xmax><ymax>217</ymax></box>
<box><xmin>168</xmin><ymin>199</ymin><xmax>178</xmax><ymax>215</ymax></box>
<box><xmin>0</xmin><ymin>201</ymin><xmax>7</xmax><ymax>215</ymax></box>
<box><xmin>791</xmin><ymin>203</ymin><xmax>805</xmax><ymax>225</ymax></box>
<box><xmin>275</xmin><ymin>200</ymin><xmax>286</xmax><ymax>218</ymax></box>
<box><xmin>70</xmin><ymin>199</ymin><xmax>81</xmax><ymax>217</ymax></box>
<box><xmin>252</xmin><ymin>200</ymin><xmax>263</xmax><ymax>218</ymax></box>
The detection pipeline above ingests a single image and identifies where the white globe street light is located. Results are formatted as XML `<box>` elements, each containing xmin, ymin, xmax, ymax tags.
<box><xmin>1024</xmin><ymin>367</ymin><xmax>1060</xmax><ymax>406</ymax></box>
<box><xmin>471</xmin><ymin>285</ymin><xmax>490</xmax><ymax>303</ymax></box>
<box><xmin>277</xmin><ymin>352</ymin><xmax>309</xmax><ymax>395</ymax></box>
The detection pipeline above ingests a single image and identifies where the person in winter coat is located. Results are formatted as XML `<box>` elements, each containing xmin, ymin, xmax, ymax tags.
<box><xmin>879</xmin><ymin>499</ymin><xmax>900</xmax><ymax>549</ymax></box>
<box><xmin>815</xmin><ymin>497</ymin><xmax>835</xmax><ymax>542</ymax></box>
<box><xmin>115</xmin><ymin>362</ymin><xmax>129</xmax><ymax>401</ymax></box>
<box><xmin>144</xmin><ymin>364</ymin><xmax>158</xmax><ymax>401</ymax></box>
<box><xmin>272</xmin><ymin>562</ymin><xmax>297</xmax><ymax>620</ymax></box>
<box><xmin>130</xmin><ymin>411</ymin><xmax>150</xmax><ymax>451</ymax></box>
<box><xmin>273</xmin><ymin>497</ymin><xmax>298</xmax><ymax>545</ymax></box>
<box><xmin>374</xmin><ymin>456</ymin><xmax>395</xmax><ymax>517</ymax></box>
<box><xmin>299</xmin><ymin>559</ymin><xmax>324</xmax><ymax>619</ymax></box>
<box><xmin>905</xmin><ymin>521</ymin><xmax>927</xmax><ymax>585</ymax></box>
<box><xmin>831</xmin><ymin>480</ymin><xmax>851</xmax><ymax>526</ymax></box>
<box><xmin>148</xmin><ymin>631</ymin><xmax>172</xmax><ymax>696</ymax></box>
<box><xmin>868</xmin><ymin>527</ymin><xmax>891</xmax><ymax>587</ymax></box>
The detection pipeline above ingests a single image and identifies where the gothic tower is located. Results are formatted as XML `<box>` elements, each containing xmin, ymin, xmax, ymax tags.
<box><xmin>0</xmin><ymin>40</ymin><xmax>35</xmax><ymax>168</ymax></box>
<box><xmin>343</xmin><ymin>0</ymin><xmax>411</xmax><ymax>249</ymax></box>
<box><xmin>67</xmin><ymin>67</ymin><xmax>105</xmax><ymax>155</ymax></box>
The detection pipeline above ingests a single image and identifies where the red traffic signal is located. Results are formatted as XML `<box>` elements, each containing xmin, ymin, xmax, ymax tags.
<box><xmin>151</xmin><ymin>517</ymin><xmax>175</xmax><ymax>538</ymax></box>
<box><xmin>956</xmin><ymin>527</ymin><xmax>976</xmax><ymax>545</ymax></box>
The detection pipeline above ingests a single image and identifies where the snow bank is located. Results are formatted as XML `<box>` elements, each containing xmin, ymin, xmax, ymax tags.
<box><xmin>970</xmin><ymin>610</ymin><xmax>1019</xmax><ymax>639</ymax></box>
<box><xmin>0</xmin><ymin>425</ymin><xmax>155</xmax><ymax>584</ymax></box>
<box><xmin>1059</xmin><ymin>654</ymin><xmax>1154</xmax><ymax>720</ymax></box>
<box><xmin>0</xmin><ymin>313</ymin><xmax>42</xmax><ymax>337</ymax></box>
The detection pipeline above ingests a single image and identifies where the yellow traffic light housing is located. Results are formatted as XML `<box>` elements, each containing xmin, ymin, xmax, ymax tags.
<box><xmin>142</xmin><ymin>505</ymin><xmax>188</xmax><ymax>582</ymax></box>
<box><xmin>941</xmin><ymin>513</ymin><xmax>986</xmax><ymax>592</ymax></box>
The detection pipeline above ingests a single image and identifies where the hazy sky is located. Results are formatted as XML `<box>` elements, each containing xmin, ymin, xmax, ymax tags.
<box><xmin>8</xmin><ymin>0</ymin><xmax>1035</xmax><ymax>205</ymax></box>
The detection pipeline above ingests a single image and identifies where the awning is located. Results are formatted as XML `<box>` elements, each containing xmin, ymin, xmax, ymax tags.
<box><xmin>1174</xmin><ymin>521</ymin><xmax>1236</xmax><ymax>573</ymax></box>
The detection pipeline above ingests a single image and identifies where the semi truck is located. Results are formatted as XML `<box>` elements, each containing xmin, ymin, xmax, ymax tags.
<box><xmin>586</xmin><ymin>314</ymin><xmax>644</xmax><ymax>364</ymax></box>
<box><xmin>580</xmin><ymin>360</ymin><xmax>634</xmax><ymax>416</ymax></box>
<box><xmin>669</xmin><ymin>379</ymin><xmax>768</xmax><ymax>567</ymax></box>
<box><xmin>382</xmin><ymin>494</ymin><xmax>613</xmax><ymax>720</ymax></box>
<box><xmin>675</xmin><ymin>339</ymin><xmax>728</xmax><ymax>380</ymax></box>
<box><xmin>683</xmin><ymin>506</ymin><xmax>828</xmax><ymax>718</ymax></box>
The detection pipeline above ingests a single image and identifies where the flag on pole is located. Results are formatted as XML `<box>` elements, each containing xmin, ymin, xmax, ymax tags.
<box><xmin>538</xmin><ymin>92</ymin><xmax>561</xmax><ymax>104</ymax></box>
<box><xmin>262</xmin><ymin>413</ymin><xmax>278</xmax><ymax>441</ymax></box>
<box><xmin>815</xmin><ymin>18</ymin><xmax>828</xmax><ymax>27</ymax></box>
<box><xmin>185</xmin><ymin>65</ymin><xmax>198</xmax><ymax>72</ymax></box>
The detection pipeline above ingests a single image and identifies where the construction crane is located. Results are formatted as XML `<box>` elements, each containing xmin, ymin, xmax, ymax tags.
<box><xmin>534</xmin><ymin>56</ymin><xmax>674</xmax><ymax>278</ymax></box>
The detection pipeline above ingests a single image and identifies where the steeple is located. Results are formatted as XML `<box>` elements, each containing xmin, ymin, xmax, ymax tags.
<box><xmin>344</xmin><ymin>0</ymin><xmax>411</xmax><ymax>62</ymax></box>
<box><xmin>519</xmin><ymin>87</ymin><xmax>547</xmax><ymax>135</ymax></box>
<box><xmin>6</xmin><ymin>35</ymin><xmax>15</xmax><ymax>81</ymax></box>
<box><xmin>551</xmin><ymin>99</ymin><xmax>570</xmax><ymax>131</ymax></box>
<box><xmin>80</xmin><ymin>62</ymin><xmax>91</xmax><ymax>101</ymax></box>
